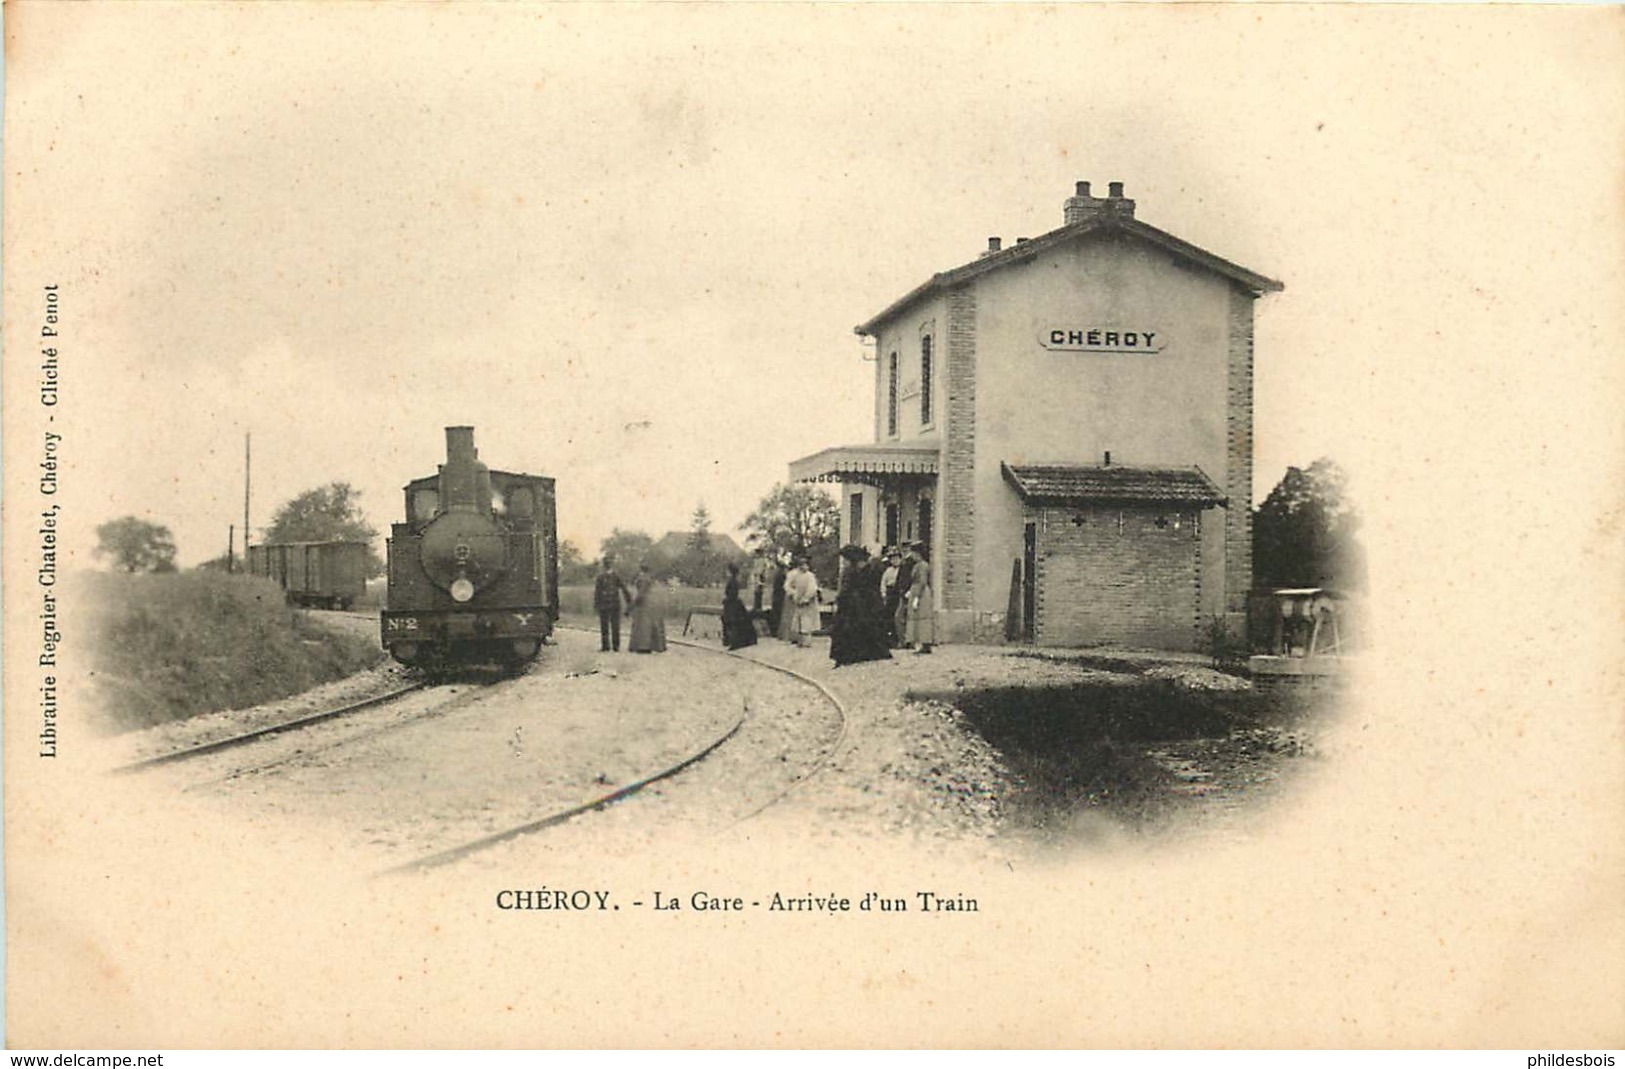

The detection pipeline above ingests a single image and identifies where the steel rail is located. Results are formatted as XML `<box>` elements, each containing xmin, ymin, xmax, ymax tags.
<box><xmin>664</xmin><ymin>637</ymin><xmax>852</xmax><ymax>826</ymax></box>
<box><xmin>380</xmin><ymin>703</ymin><xmax>748</xmax><ymax>876</ymax></box>
<box><xmin>182</xmin><ymin>674</ymin><xmax>524</xmax><ymax>790</ymax></box>
<box><xmin>113</xmin><ymin>680</ymin><xmax>432</xmax><ymax>774</ymax></box>
<box><xmin>379</xmin><ymin>628</ymin><xmax>849</xmax><ymax>875</ymax></box>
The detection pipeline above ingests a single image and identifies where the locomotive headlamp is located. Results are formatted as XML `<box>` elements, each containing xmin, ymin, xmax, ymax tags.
<box><xmin>450</xmin><ymin>577</ymin><xmax>476</xmax><ymax>603</ymax></box>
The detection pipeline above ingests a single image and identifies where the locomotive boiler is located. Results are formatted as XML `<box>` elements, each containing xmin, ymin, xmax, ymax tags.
<box><xmin>380</xmin><ymin>426</ymin><xmax>558</xmax><ymax>670</ymax></box>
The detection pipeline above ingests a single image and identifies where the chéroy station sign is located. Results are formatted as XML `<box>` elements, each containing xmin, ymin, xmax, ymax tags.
<box><xmin>1039</xmin><ymin>327</ymin><xmax>1163</xmax><ymax>354</ymax></box>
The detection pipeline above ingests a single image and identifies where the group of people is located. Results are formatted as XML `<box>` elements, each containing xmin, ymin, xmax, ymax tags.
<box><xmin>830</xmin><ymin>542</ymin><xmax>935</xmax><ymax>667</ymax></box>
<box><xmin>593</xmin><ymin>555</ymin><xmax>667</xmax><ymax>653</ymax></box>
<box><xmin>721</xmin><ymin>553</ymin><xmax>821</xmax><ymax>650</ymax></box>
<box><xmin>594</xmin><ymin>543</ymin><xmax>934</xmax><ymax>667</ymax></box>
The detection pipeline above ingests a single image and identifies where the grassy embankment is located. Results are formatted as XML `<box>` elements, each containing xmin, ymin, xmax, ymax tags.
<box><xmin>83</xmin><ymin>571</ymin><xmax>384</xmax><ymax>733</ymax></box>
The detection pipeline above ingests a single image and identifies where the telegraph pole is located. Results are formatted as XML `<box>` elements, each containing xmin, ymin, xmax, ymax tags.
<box><xmin>243</xmin><ymin>433</ymin><xmax>252</xmax><ymax>557</ymax></box>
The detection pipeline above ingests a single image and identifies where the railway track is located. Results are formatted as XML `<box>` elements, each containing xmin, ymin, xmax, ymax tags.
<box><xmin>712</xmin><ymin>641</ymin><xmax>850</xmax><ymax>825</ymax></box>
<box><xmin>113</xmin><ymin>669</ymin><xmax>528</xmax><ymax>793</ymax></box>
<box><xmin>114</xmin><ymin>680</ymin><xmax>432</xmax><ymax>774</ymax></box>
<box><xmin>382</xmin><ymin>630</ymin><xmax>849</xmax><ymax>875</ymax></box>
<box><xmin>180</xmin><ymin>675</ymin><xmax>520</xmax><ymax>790</ymax></box>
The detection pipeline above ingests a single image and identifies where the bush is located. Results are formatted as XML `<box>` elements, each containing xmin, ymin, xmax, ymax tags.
<box><xmin>82</xmin><ymin>571</ymin><xmax>383</xmax><ymax>732</ymax></box>
<box><xmin>1205</xmin><ymin>615</ymin><xmax>1249</xmax><ymax>670</ymax></box>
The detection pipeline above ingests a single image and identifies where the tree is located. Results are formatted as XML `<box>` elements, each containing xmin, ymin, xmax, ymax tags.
<box><xmin>687</xmin><ymin>503</ymin><xmax>712</xmax><ymax>552</ymax></box>
<box><xmin>1252</xmin><ymin>458</ymin><xmax>1367</xmax><ymax>591</ymax></box>
<box><xmin>742</xmin><ymin>483</ymin><xmax>841</xmax><ymax>586</ymax></box>
<box><xmin>598</xmin><ymin>528</ymin><xmax>656</xmax><ymax>570</ymax></box>
<box><xmin>675</xmin><ymin>502</ymin><xmax>722</xmax><ymax>585</ymax></box>
<box><xmin>557</xmin><ymin>539</ymin><xmax>594</xmax><ymax>585</ymax></box>
<box><xmin>95</xmin><ymin>517</ymin><xmax>178</xmax><ymax>573</ymax></box>
<box><xmin>264</xmin><ymin>482</ymin><xmax>383</xmax><ymax>577</ymax></box>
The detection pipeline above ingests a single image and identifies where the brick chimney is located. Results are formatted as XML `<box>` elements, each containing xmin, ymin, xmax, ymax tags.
<box><xmin>1063</xmin><ymin>179</ymin><xmax>1136</xmax><ymax>225</ymax></box>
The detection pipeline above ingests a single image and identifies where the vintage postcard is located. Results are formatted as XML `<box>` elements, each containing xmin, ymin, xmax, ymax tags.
<box><xmin>4</xmin><ymin>1</ymin><xmax>1621</xmax><ymax>1050</ymax></box>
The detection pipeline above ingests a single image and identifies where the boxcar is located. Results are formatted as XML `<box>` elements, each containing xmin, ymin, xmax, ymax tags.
<box><xmin>246</xmin><ymin>540</ymin><xmax>369</xmax><ymax>610</ymax></box>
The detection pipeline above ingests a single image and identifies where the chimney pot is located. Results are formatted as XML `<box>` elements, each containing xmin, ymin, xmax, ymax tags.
<box><xmin>1016</xmin><ymin>237</ymin><xmax>1028</xmax><ymax>244</ymax></box>
<box><xmin>987</xmin><ymin>236</ymin><xmax>1002</xmax><ymax>253</ymax></box>
<box><xmin>1108</xmin><ymin>181</ymin><xmax>1125</xmax><ymax>198</ymax></box>
<box><xmin>1076</xmin><ymin>180</ymin><xmax>1091</xmax><ymax>197</ymax></box>
<box><xmin>1103</xmin><ymin>450</ymin><xmax>1112</xmax><ymax>466</ymax></box>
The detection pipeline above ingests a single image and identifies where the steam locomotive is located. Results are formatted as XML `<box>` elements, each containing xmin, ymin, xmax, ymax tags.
<box><xmin>380</xmin><ymin>427</ymin><xmax>558</xmax><ymax>670</ymax></box>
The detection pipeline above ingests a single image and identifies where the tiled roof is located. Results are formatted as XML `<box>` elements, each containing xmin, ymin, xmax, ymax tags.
<box><xmin>1000</xmin><ymin>463</ymin><xmax>1226</xmax><ymax>507</ymax></box>
<box><xmin>647</xmin><ymin>531</ymin><xmax>746</xmax><ymax>563</ymax></box>
<box><xmin>856</xmin><ymin>215</ymin><xmax>1283</xmax><ymax>336</ymax></box>
<box><xmin>651</xmin><ymin>531</ymin><xmax>745</xmax><ymax>556</ymax></box>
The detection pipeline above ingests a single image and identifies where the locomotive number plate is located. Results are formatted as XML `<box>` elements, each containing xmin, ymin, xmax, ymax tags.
<box><xmin>386</xmin><ymin>617</ymin><xmax>420</xmax><ymax>632</ymax></box>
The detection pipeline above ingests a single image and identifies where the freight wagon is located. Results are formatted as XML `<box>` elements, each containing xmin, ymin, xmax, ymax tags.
<box><xmin>246</xmin><ymin>540</ymin><xmax>369</xmax><ymax>610</ymax></box>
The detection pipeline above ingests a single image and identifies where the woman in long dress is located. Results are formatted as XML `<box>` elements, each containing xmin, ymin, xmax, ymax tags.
<box><xmin>905</xmin><ymin>545</ymin><xmax>936</xmax><ymax>654</ymax></box>
<box><xmin>721</xmin><ymin>562</ymin><xmax>758</xmax><ymax>650</ymax></box>
<box><xmin>830</xmin><ymin>545</ymin><xmax>892</xmax><ymax>667</ymax></box>
<box><xmin>781</xmin><ymin>557</ymin><xmax>820</xmax><ymax>646</ymax></box>
<box><xmin>767</xmin><ymin>557</ymin><xmax>787</xmax><ymax>637</ymax></box>
<box><xmin>626</xmin><ymin>563</ymin><xmax>668</xmax><ymax>653</ymax></box>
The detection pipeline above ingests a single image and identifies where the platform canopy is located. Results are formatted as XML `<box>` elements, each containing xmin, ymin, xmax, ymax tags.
<box><xmin>789</xmin><ymin>441</ymin><xmax>940</xmax><ymax>486</ymax></box>
<box><xmin>1000</xmin><ymin>462</ymin><xmax>1226</xmax><ymax>507</ymax></box>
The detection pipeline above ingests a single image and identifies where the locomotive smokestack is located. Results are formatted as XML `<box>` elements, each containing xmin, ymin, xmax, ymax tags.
<box><xmin>446</xmin><ymin>426</ymin><xmax>477</xmax><ymax>466</ymax></box>
<box><xmin>440</xmin><ymin>425</ymin><xmax>492</xmax><ymax>514</ymax></box>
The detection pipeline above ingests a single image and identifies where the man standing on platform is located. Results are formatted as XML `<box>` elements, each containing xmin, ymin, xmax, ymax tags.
<box><xmin>881</xmin><ymin>547</ymin><xmax>903</xmax><ymax>647</ymax></box>
<box><xmin>749</xmin><ymin>548</ymin><xmax>769</xmax><ymax>615</ymax></box>
<box><xmin>594</xmin><ymin>554</ymin><xmax>632</xmax><ymax>652</ymax></box>
<box><xmin>892</xmin><ymin>543</ymin><xmax>916</xmax><ymax>648</ymax></box>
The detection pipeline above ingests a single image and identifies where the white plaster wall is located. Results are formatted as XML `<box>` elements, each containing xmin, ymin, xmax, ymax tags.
<box><xmin>871</xmin><ymin>296</ymin><xmax>948</xmax><ymax>443</ymax></box>
<box><xmin>971</xmin><ymin>231</ymin><xmax>1237</xmax><ymax>626</ymax></box>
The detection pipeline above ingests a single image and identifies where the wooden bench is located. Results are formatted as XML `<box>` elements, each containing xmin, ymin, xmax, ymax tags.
<box><xmin>682</xmin><ymin>605</ymin><xmax>724</xmax><ymax>641</ymax></box>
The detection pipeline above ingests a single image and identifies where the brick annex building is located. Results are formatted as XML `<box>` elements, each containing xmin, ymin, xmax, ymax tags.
<box><xmin>790</xmin><ymin>182</ymin><xmax>1282</xmax><ymax>650</ymax></box>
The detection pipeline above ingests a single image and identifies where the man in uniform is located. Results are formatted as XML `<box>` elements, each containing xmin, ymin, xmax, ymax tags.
<box><xmin>594</xmin><ymin>554</ymin><xmax>632</xmax><ymax>652</ymax></box>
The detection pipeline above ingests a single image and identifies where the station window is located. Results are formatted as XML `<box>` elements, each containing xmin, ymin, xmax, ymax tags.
<box><xmin>887</xmin><ymin>352</ymin><xmax>899</xmax><ymax>437</ymax></box>
<box><xmin>850</xmin><ymin>493</ymin><xmax>865</xmax><ymax>545</ymax></box>
<box><xmin>920</xmin><ymin>335</ymin><xmax>933</xmax><ymax>426</ymax></box>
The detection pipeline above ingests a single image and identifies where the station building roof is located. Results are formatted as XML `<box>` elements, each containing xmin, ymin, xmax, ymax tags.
<box><xmin>856</xmin><ymin>187</ymin><xmax>1283</xmax><ymax>337</ymax></box>
<box><xmin>789</xmin><ymin>441</ymin><xmax>941</xmax><ymax>484</ymax></box>
<box><xmin>1000</xmin><ymin>462</ymin><xmax>1227</xmax><ymax>508</ymax></box>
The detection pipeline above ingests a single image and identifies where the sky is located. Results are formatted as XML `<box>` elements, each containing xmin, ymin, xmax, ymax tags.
<box><xmin>5</xmin><ymin>3</ymin><xmax>1618</xmax><ymax>568</ymax></box>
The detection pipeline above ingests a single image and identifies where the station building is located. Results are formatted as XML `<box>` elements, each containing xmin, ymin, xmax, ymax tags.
<box><xmin>789</xmin><ymin>182</ymin><xmax>1282</xmax><ymax>650</ymax></box>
